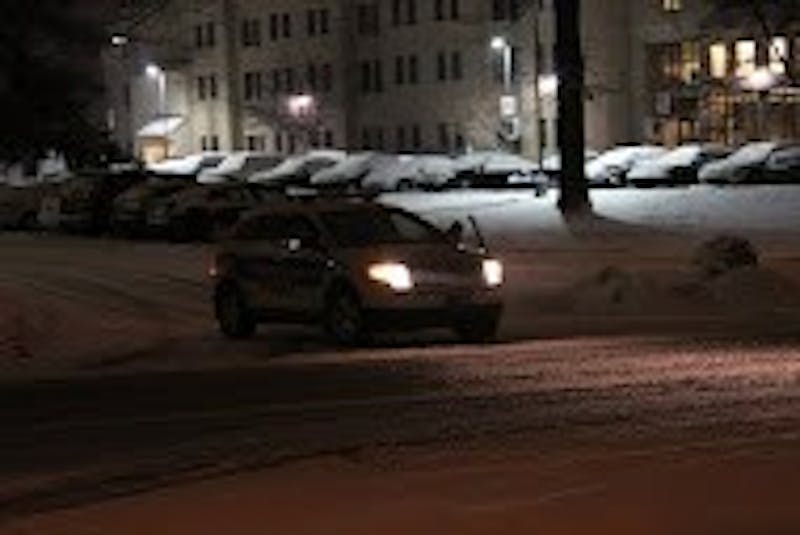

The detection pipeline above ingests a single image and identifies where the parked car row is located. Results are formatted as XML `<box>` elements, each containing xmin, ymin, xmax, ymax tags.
<box><xmin>581</xmin><ymin>141</ymin><xmax>800</xmax><ymax>187</ymax></box>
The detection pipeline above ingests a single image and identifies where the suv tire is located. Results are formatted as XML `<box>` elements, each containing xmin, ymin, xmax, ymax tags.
<box><xmin>216</xmin><ymin>285</ymin><xmax>256</xmax><ymax>339</ymax></box>
<box><xmin>325</xmin><ymin>288</ymin><xmax>366</xmax><ymax>346</ymax></box>
<box><xmin>453</xmin><ymin>310</ymin><xmax>500</xmax><ymax>344</ymax></box>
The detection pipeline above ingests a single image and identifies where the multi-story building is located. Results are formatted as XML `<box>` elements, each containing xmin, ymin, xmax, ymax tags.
<box><xmin>106</xmin><ymin>0</ymin><xmax>638</xmax><ymax>162</ymax></box>
<box><xmin>633</xmin><ymin>0</ymin><xmax>799</xmax><ymax>146</ymax></box>
<box><xmin>105</xmin><ymin>0</ymin><xmax>799</xmax><ymax>164</ymax></box>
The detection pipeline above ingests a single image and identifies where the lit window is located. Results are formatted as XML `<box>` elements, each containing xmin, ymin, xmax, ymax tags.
<box><xmin>680</xmin><ymin>41</ymin><xmax>701</xmax><ymax>83</ymax></box>
<box><xmin>709</xmin><ymin>42</ymin><xmax>728</xmax><ymax>79</ymax></box>
<box><xmin>769</xmin><ymin>36</ymin><xmax>788</xmax><ymax>75</ymax></box>
<box><xmin>735</xmin><ymin>39</ymin><xmax>756</xmax><ymax>78</ymax></box>
<box><xmin>662</xmin><ymin>0</ymin><xmax>682</xmax><ymax>12</ymax></box>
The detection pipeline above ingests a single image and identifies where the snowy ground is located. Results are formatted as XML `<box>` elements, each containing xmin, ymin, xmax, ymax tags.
<box><xmin>2</xmin><ymin>186</ymin><xmax>800</xmax><ymax>532</ymax></box>
<box><xmin>1</xmin><ymin>186</ymin><xmax>800</xmax><ymax>377</ymax></box>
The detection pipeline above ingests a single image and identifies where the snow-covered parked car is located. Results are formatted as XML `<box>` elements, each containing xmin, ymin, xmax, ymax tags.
<box><xmin>761</xmin><ymin>144</ymin><xmax>800</xmax><ymax>183</ymax></box>
<box><xmin>249</xmin><ymin>150</ymin><xmax>346</xmax><ymax>189</ymax></box>
<box><xmin>361</xmin><ymin>154</ymin><xmax>456</xmax><ymax>192</ymax></box>
<box><xmin>585</xmin><ymin>145</ymin><xmax>667</xmax><ymax>186</ymax></box>
<box><xmin>310</xmin><ymin>152</ymin><xmax>391</xmax><ymax>191</ymax></box>
<box><xmin>541</xmin><ymin>149</ymin><xmax>600</xmax><ymax>177</ymax></box>
<box><xmin>627</xmin><ymin>144</ymin><xmax>731</xmax><ymax>187</ymax></box>
<box><xmin>148</xmin><ymin>153</ymin><xmax>226</xmax><ymax>178</ymax></box>
<box><xmin>146</xmin><ymin>183</ymin><xmax>274</xmax><ymax>242</ymax></box>
<box><xmin>454</xmin><ymin>151</ymin><xmax>548</xmax><ymax>193</ymax></box>
<box><xmin>698</xmin><ymin>142</ymin><xmax>793</xmax><ymax>184</ymax></box>
<box><xmin>198</xmin><ymin>152</ymin><xmax>283</xmax><ymax>184</ymax></box>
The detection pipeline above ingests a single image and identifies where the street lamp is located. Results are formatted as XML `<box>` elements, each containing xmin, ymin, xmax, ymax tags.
<box><xmin>110</xmin><ymin>33</ymin><xmax>129</xmax><ymax>47</ymax></box>
<box><xmin>145</xmin><ymin>63</ymin><xmax>168</xmax><ymax>160</ymax></box>
<box><xmin>491</xmin><ymin>36</ymin><xmax>513</xmax><ymax>94</ymax></box>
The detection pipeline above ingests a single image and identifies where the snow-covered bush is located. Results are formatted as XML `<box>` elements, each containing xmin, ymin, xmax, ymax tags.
<box><xmin>692</xmin><ymin>235</ymin><xmax>759</xmax><ymax>278</ymax></box>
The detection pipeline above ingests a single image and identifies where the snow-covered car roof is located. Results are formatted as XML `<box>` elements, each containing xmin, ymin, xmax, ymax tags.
<box><xmin>361</xmin><ymin>154</ymin><xmax>456</xmax><ymax>190</ymax></box>
<box><xmin>454</xmin><ymin>151</ymin><xmax>538</xmax><ymax>174</ymax></box>
<box><xmin>627</xmin><ymin>144</ymin><xmax>726</xmax><ymax>180</ymax></box>
<box><xmin>310</xmin><ymin>152</ymin><xmax>382</xmax><ymax>186</ymax></box>
<box><xmin>249</xmin><ymin>150</ymin><xmax>346</xmax><ymax>184</ymax></box>
<box><xmin>586</xmin><ymin>146</ymin><xmax>666</xmax><ymax>180</ymax></box>
<box><xmin>148</xmin><ymin>153</ymin><xmax>225</xmax><ymax>175</ymax></box>
<box><xmin>198</xmin><ymin>152</ymin><xmax>283</xmax><ymax>184</ymax></box>
<box><xmin>699</xmin><ymin>142</ymin><xmax>781</xmax><ymax>181</ymax></box>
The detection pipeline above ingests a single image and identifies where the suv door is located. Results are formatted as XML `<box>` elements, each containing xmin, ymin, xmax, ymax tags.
<box><xmin>231</xmin><ymin>213</ymin><xmax>327</xmax><ymax>316</ymax></box>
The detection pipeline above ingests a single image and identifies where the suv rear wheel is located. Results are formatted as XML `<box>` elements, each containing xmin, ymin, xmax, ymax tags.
<box><xmin>216</xmin><ymin>286</ymin><xmax>256</xmax><ymax>339</ymax></box>
<box><xmin>325</xmin><ymin>289</ymin><xmax>365</xmax><ymax>346</ymax></box>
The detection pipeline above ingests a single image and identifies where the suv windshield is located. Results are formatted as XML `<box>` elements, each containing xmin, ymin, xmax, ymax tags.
<box><xmin>321</xmin><ymin>208</ymin><xmax>444</xmax><ymax>247</ymax></box>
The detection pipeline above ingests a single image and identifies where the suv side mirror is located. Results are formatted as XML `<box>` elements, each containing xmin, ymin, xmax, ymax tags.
<box><xmin>445</xmin><ymin>221</ymin><xmax>464</xmax><ymax>244</ymax></box>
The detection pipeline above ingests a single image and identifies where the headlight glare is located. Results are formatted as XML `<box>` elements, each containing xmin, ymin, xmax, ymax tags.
<box><xmin>368</xmin><ymin>262</ymin><xmax>414</xmax><ymax>292</ymax></box>
<box><xmin>482</xmin><ymin>259</ymin><xmax>504</xmax><ymax>287</ymax></box>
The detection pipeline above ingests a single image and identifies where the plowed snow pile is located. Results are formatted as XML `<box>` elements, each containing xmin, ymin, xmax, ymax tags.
<box><xmin>553</xmin><ymin>266</ymin><xmax>800</xmax><ymax>316</ymax></box>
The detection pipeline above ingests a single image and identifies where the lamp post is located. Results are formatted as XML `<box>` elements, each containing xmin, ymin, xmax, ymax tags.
<box><xmin>491</xmin><ymin>36</ymin><xmax>520</xmax><ymax>153</ymax></box>
<box><xmin>145</xmin><ymin>62</ymin><xmax>168</xmax><ymax>160</ymax></box>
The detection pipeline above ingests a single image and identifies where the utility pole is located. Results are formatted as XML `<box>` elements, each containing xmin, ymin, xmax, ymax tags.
<box><xmin>555</xmin><ymin>0</ymin><xmax>592</xmax><ymax>217</ymax></box>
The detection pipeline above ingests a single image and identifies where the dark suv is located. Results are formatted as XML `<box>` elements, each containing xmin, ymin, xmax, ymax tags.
<box><xmin>210</xmin><ymin>200</ymin><xmax>504</xmax><ymax>345</ymax></box>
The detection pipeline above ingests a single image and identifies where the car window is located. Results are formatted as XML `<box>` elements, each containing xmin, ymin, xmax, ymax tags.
<box><xmin>235</xmin><ymin>214</ymin><xmax>319</xmax><ymax>244</ymax></box>
<box><xmin>321</xmin><ymin>208</ymin><xmax>443</xmax><ymax>247</ymax></box>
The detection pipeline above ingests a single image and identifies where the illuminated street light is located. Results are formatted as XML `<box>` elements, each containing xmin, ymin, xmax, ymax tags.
<box><xmin>490</xmin><ymin>36</ymin><xmax>508</xmax><ymax>52</ymax></box>
<box><xmin>110</xmin><ymin>33</ymin><xmax>129</xmax><ymax>47</ymax></box>
<box><xmin>287</xmin><ymin>94</ymin><xmax>316</xmax><ymax>118</ymax></box>
<box><xmin>740</xmin><ymin>67</ymin><xmax>779</xmax><ymax>93</ymax></box>
<box><xmin>538</xmin><ymin>74</ymin><xmax>559</xmax><ymax>96</ymax></box>
<box><xmin>145</xmin><ymin>63</ymin><xmax>163</xmax><ymax>80</ymax></box>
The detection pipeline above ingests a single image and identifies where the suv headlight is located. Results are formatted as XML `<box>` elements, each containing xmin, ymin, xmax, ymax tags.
<box><xmin>368</xmin><ymin>262</ymin><xmax>414</xmax><ymax>292</ymax></box>
<box><xmin>482</xmin><ymin>259</ymin><xmax>504</xmax><ymax>288</ymax></box>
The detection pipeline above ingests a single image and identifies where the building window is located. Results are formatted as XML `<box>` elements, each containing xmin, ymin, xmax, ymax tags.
<box><xmin>203</xmin><ymin>135</ymin><xmax>220</xmax><ymax>151</ymax></box>
<box><xmin>770</xmin><ymin>36</ymin><xmax>789</xmax><ymax>75</ymax></box>
<box><xmin>407</xmin><ymin>0</ymin><xmax>417</xmax><ymax>24</ymax></box>
<box><xmin>307</xmin><ymin>64</ymin><xmax>318</xmax><ymax>91</ymax></box>
<box><xmin>241</xmin><ymin>19</ymin><xmax>261</xmax><ymax>47</ymax></box>
<box><xmin>357</xmin><ymin>3</ymin><xmax>380</xmax><ymax>35</ymax></box>
<box><xmin>493</xmin><ymin>0</ymin><xmax>519</xmax><ymax>21</ymax></box>
<box><xmin>395</xmin><ymin>56</ymin><xmax>405</xmax><ymax>85</ymax></box>
<box><xmin>438</xmin><ymin>123</ymin><xmax>449</xmax><ymax>151</ymax></box>
<box><xmin>411</xmin><ymin>124</ymin><xmax>421</xmax><ymax>151</ymax></box>
<box><xmin>209</xmin><ymin>75</ymin><xmax>218</xmax><ymax>99</ymax></box>
<box><xmin>206</xmin><ymin>22</ymin><xmax>216</xmax><ymax>47</ymax></box>
<box><xmin>408</xmin><ymin>55</ymin><xmax>419</xmax><ymax>84</ymax></box>
<box><xmin>437</xmin><ymin>51</ymin><xmax>447</xmax><ymax>81</ymax></box>
<box><xmin>360</xmin><ymin>62</ymin><xmax>372</xmax><ymax>92</ymax></box>
<box><xmin>247</xmin><ymin>135</ymin><xmax>265</xmax><ymax>151</ymax></box>
<box><xmin>321</xmin><ymin>63</ymin><xmax>333</xmax><ymax>92</ymax></box>
<box><xmin>307</xmin><ymin>9</ymin><xmax>317</xmax><ymax>36</ymax></box>
<box><xmin>374</xmin><ymin>60</ymin><xmax>384</xmax><ymax>92</ymax></box>
<box><xmin>662</xmin><ymin>0</ymin><xmax>682</xmax><ymax>12</ymax></box>
<box><xmin>451</xmin><ymin>0</ymin><xmax>460</xmax><ymax>19</ymax></box>
<box><xmin>451</xmin><ymin>51</ymin><xmax>463</xmax><ymax>80</ymax></box>
<box><xmin>680</xmin><ymin>41</ymin><xmax>700</xmax><ymax>83</ymax></box>
<box><xmin>282</xmin><ymin>13</ymin><xmax>292</xmax><ymax>38</ymax></box>
<box><xmin>735</xmin><ymin>39</ymin><xmax>756</xmax><ymax>78</ymax></box>
<box><xmin>396</xmin><ymin>126</ymin><xmax>407</xmax><ymax>151</ymax></box>
<box><xmin>434</xmin><ymin>0</ymin><xmax>444</xmax><ymax>20</ymax></box>
<box><xmin>197</xmin><ymin>76</ymin><xmax>207</xmax><ymax>100</ymax></box>
<box><xmin>392</xmin><ymin>0</ymin><xmax>401</xmax><ymax>25</ymax></box>
<box><xmin>709</xmin><ymin>42</ymin><xmax>728</xmax><ymax>79</ymax></box>
<box><xmin>270</xmin><ymin>14</ymin><xmax>279</xmax><ymax>40</ymax></box>
<box><xmin>271</xmin><ymin>69</ymin><xmax>281</xmax><ymax>93</ymax></box>
<box><xmin>194</xmin><ymin>22</ymin><xmax>216</xmax><ymax>48</ymax></box>
<box><xmin>284</xmin><ymin>67</ymin><xmax>295</xmax><ymax>92</ymax></box>
<box><xmin>244</xmin><ymin>72</ymin><xmax>263</xmax><ymax>101</ymax></box>
<box><xmin>435</xmin><ymin>0</ymin><xmax>459</xmax><ymax>20</ymax></box>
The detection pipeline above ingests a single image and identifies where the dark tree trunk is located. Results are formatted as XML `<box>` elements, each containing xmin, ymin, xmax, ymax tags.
<box><xmin>555</xmin><ymin>0</ymin><xmax>592</xmax><ymax>217</ymax></box>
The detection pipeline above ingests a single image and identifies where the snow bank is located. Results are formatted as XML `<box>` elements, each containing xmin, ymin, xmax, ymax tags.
<box><xmin>551</xmin><ymin>265</ymin><xmax>800</xmax><ymax>317</ymax></box>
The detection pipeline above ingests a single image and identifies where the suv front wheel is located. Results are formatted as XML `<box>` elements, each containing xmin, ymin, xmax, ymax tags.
<box><xmin>216</xmin><ymin>285</ymin><xmax>256</xmax><ymax>339</ymax></box>
<box><xmin>325</xmin><ymin>288</ymin><xmax>366</xmax><ymax>346</ymax></box>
